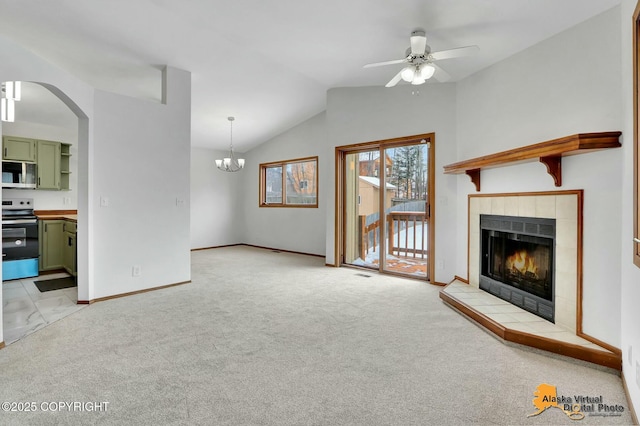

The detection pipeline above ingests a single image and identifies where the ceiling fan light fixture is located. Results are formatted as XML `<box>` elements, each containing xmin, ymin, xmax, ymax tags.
<box><xmin>400</xmin><ymin>66</ymin><xmax>415</xmax><ymax>82</ymax></box>
<box><xmin>4</xmin><ymin>81</ymin><xmax>21</xmax><ymax>101</ymax></box>
<box><xmin>1</xmin><ymin>98</ymin><xmax>15</xmax><ymax>122</ymax></box>
<box><xmin>420</xmin><ymin>64</ymin><xmax>436</xmax><ymax>80</ymax></box>
<box><xmin>411</xmin><ymin>75</ymin><xmax>426</xmax><ymax>85</ymax></box>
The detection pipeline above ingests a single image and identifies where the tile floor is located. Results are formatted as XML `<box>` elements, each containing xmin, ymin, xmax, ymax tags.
<box><xmin>442</xmin><ymin>280</ymin><xmax>613</xmax><ymax>354</ymax></box>
<box><xmin>2</xmin><ymin>272</ymin><xmax>86</xmax><ymax>345</ymax></box>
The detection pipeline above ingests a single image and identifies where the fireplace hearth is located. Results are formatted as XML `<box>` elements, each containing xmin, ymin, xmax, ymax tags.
<box><xmin>480</xmin><ymin>215</ymin><xmax>555</xmax><ymax>321</ymax></box>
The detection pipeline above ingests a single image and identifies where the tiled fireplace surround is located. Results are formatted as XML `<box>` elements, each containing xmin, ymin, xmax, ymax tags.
<box><xmin>468</xmin><ymin>191</ymin><xmax>580</xmax><ymax>333</ymax></box>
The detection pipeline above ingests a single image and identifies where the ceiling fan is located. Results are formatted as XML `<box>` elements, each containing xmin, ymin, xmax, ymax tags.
<box><xmin>364</xmin><ymin>29</ymin><xmax>479</xmax><ymax>87</ymax></box>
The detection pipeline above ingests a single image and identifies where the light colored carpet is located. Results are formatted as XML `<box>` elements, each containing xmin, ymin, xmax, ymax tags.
<box><xmin>0</xmin><ymin>246</ymin><xmax>633</xmax><ymax>425</ymax></box>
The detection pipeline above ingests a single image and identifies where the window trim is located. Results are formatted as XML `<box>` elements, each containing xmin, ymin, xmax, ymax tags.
<box><xmin>634</xmin><ymin>1</ymin><xmax>640</xmax><ymax>267</ymax></box>
<box><xmin>259</xmin><ymin>156</ymin><xmax>319</xmax><ymax>208</ymax></box>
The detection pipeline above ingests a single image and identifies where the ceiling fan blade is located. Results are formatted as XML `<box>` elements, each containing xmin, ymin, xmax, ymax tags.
<box><xmin>410</xmin><ymin>30</ymin><xmax>427</xmax><ymax>55</ymax></box>
<box><xmin>385</xmin><ymin>70</ymin><xmax>404</xmax><ymax>88</ymax></box>
<box><xmin>431</xmin><ymin>63</ymin><xmax>451</xmax><ymax>82</ymax></box>
<box><xmin>364</xmin><ymin>58</ymin><xmax>407</xmax><ymax>68</ymax></box>
<box><xmin>429</xmin><ymin>45</ymin><xmax>479</xmax><ymax>61</ymax></box>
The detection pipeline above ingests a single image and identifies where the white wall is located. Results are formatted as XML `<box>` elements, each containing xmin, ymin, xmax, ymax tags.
<box><xmin>91</xmin><ymin>67</ymin><xmax>191</xmax><ymax>299</ymax></box>
<box><xmin>2</xmin><ymin>120</ymin><xmax>79</xmax><ymax>210</ymax></box>
<box><xmin>190</xmin><ymin>147</ymin><xmax>241</xmax><ymax>249</ymax></box>
<box><xmin>620</xmin><ymin>0</ymin><xmax>640</xmax><ymax>413</ymax></box>
<box><xmin>455</xmin><ymin>7</ymin><xmax>623</xmax><ymax>347</ymax></box>
<box><xmin>239</xmin><ymin>112</ymin><xmax>327</xmax><ymax>256</ymax></box>
<box><xmin>325</xmin><ymin>84</ymin><xmax>458</xmax><ymax>283</ymax></box>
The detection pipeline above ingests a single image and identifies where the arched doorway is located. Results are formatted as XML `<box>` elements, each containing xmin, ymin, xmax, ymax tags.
<box><xmin>1</xmin><ymin>80</ymin><xmax>90</xmax><ymax>345</ymax></box>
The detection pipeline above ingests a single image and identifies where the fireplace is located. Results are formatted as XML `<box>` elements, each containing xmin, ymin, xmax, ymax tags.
<box><xmin>480</xmin><ymin>215</ymin><xmax>555</xmax><ymax>322</ymax></box>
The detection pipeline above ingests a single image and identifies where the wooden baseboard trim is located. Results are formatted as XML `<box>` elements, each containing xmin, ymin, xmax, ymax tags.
<box><xmin>440</xmin><ymin>287</ymin><xmax>621</xmax><ymax>370</ymax></box>
<box><xmin>431</xmin><ymin>281</ymin><xmax>448</xmax><ymax>287</ymax></box>
<box><xmin>241</xmin><ymin>244</ymin><xmax>325</xmax><ymax>259</ymax></box>
<box><xmin>76</xmin><ymin>300</ymin><xmax>92</xmax><ymax>305</ymax></box>
<box><xmin>577</xmin><ymin>332</ymin><xmax>622</xmax><ymax>356</ymax></box>
<box><xmin>191</xmin><ymin>244</ymin><xmax>243</xmax><ymax>251</ymax></box>
<box><xmin>325</xmin><ymin>263</ymin><xmax>337</xmax><ymax>267</ymax></box>
<box><xmin>191</xmin><ymin>243</ymin><xmax>326</xmax><ymax>259</ymax></box>
<box><xmin>88</xmin><ymin>280</ymin><xmax>190</xmax><ymax>304</ymax></box>
<box><xmin>622</xmin><ymin>372</ymin><xmax>639</xmax><ymax>425</ymax></box>
<box><xmin>0</xmin><ymin>341</ymin><xmax>5</xmax><ymax>350</ymax></box>
<box><xmin>453</xmin><ymin>275</ymin><xmax>469</xmax><ymax>284</ymax></box>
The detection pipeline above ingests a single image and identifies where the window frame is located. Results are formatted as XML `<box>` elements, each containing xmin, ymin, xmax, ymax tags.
<box><xmin>634</xmin><ymin>1</ymin><xmax>640</xmax><ymax>267</ymax></box>
<box><xmin>259</xmin><ymin>156</ymin><xmax>319</xmax><ymax>208</ymax></box>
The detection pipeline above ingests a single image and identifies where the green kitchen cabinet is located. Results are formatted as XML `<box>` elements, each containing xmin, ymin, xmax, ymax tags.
<box><xmin>39</xmin><ymin>220</ymin><xmax>65</xmax><ymax>271</ymax></box>
<box><xmin>62</xmin><ymin>221</ymin><xmax>77</xmax><ymax>276</ymax></box>
<box><xmin>2</xmin><ymin>136</ymin><xmax>37</xmax><ymax>162</ymax></box>
<box><xmin>2</xmin><ymin>136</ymin><xmax>71</xmax><ymax>190</ymax></box>
<box><xmin>36</xmin><ymin>140</ymin><xmax>61</xmax><ymax>189</ymax></box>
<box><xmin>60</xmin><ymin>143</ymin><xmax>71</xmax><ymax>190</ymax></box>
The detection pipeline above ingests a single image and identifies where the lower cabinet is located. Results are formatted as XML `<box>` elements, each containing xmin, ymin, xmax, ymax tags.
<box><xmin>62</xmin><ymin>222</ymin><xmax>77</xmax><ymax>276</ymax></box>
<box><xmin>39</xmin><ymin>220</ymin><xmax>64</xmax><ymax>271</ymax></box>
<box><xmin>39</xmin><ymin>219</ymin><xmax>77</xmax><ymax>275</ymax></box>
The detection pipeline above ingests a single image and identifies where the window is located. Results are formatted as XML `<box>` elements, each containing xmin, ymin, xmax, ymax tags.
<box><xmin>259</xmin><ymin>156</ymin><xmax>318</xmax><ymax>207</ymax></box>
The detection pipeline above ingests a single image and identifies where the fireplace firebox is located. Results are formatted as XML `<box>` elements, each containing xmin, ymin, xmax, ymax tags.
<box><xmin>480</xmin><ymin>215</ymin><xmax>555</xmax><ymax>321</ymax></box>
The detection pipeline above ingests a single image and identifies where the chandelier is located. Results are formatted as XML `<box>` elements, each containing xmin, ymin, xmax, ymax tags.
<box><xmin>215</xmin><ymin>116</ymin><xmax>245</xmax><ymax>172</ymax></box>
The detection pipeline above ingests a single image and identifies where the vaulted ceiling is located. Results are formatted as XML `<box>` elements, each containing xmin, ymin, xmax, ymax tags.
<box><xmin>0</xmin><ymin>0</ymin><xmax>621</xmax><ymax>151</ymax></box>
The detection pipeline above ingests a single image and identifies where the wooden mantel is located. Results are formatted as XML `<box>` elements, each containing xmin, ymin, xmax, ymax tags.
<box><xmin>443</xmin><ymin>132</ymin><xmax>622</xmax><ymax>191</ymax></box>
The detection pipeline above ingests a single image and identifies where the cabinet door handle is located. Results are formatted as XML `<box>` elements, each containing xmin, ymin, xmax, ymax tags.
<box><xmin>3</xmin><ymin>147</ymin><xmax>6</xmax><ymax>157</ymax></box>
<box><xmin>45</xmin><ymin>223</ymin><xmax>47</xmax><ymax>232</ymax></box>
<box><xmin>634</xmin><ymin>238</ymin><xmax>640</xmax><ymax>244</ymax></box>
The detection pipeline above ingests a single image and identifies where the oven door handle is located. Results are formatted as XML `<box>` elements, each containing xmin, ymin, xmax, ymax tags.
<box><xmin>3</xmin><ymin>219</ymin><xmax>37</xmax><ymax>225</ymax></box>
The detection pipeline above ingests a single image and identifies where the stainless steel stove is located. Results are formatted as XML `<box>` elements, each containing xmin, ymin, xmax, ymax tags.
<box><xmin>2</xmin><ymin>198</ymin><xmax>38</xmax><ymax>281</ymax></box>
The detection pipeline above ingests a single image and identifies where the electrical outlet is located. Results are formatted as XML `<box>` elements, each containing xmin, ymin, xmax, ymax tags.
<box><xmin>176</xmin><ymin>198</ymin><xmax>185</xmax><ymax>207</ymax></box>
<box><xmin>100</xmin><ymin>196</ymin><xmax>109</xmax><ymax>207</ymax></box>
<box><xmin>132</xmin><ymin>265</ymin><xmax>141</xmax><ymax>277</ymax></box>
<box><xmin>62</xmin><ymin>196</ymin><xmax>71</xmax><ymax>205</ymax></box>
<box><xmin>436</xmin><ymin>260</ymin><xmax>445</xmax><ymax>270</ymax></box>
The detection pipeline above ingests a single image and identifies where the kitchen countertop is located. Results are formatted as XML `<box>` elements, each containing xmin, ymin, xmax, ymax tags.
<box><xmin>35</xmin><ymin>211</ymin><xmax>77</xmax><ymax>222</ymax></box>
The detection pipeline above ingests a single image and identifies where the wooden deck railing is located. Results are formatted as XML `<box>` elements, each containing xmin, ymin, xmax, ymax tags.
<box><xmin>388</xmin><ymin>211</ymin><xmax>427</xmax><ymax>258</ymax></box>
<box><xmin>359</xmin><ymin>211</ymin><xmax>427</xmax><ymax>260</ymax></box>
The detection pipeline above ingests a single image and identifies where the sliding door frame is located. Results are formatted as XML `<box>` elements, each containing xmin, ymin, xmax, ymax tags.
<box><xmin>334</xmin><ymin>133</ymin><xmax>436</xmax><ymax>282</ymax></box>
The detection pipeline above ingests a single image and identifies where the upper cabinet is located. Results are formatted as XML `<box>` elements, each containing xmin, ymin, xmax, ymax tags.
<box><xmin>36</xmin><ymin>140</ymin><xmax>61</xmax><ymax>189</ymax></box>
<box><xmin>2</xmin><ymin>136</ymin><xmax>71</xmax><ymax>190</ymax></box>
<box><xmin>3</xmin><ymin>136</ymin><xmax>37</xmax><ymax>162</ymax></box>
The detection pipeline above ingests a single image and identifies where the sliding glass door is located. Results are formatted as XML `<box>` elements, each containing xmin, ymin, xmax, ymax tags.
<box><xmin>381</xmin><ymin>143</ymin><xmax>429</xmax><ymax>278</ymax></box>
<box><xmin>340</xmin><ymin>135</ymin><xmax>433</xmax><ymax>280</ymax></box>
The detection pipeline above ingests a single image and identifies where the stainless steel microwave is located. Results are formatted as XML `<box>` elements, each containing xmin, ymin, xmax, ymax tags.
<box><xmin>2</xmin><ymin>161</ymin><xmax>36</xmax><ymax>189</ymax></box>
